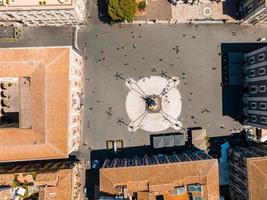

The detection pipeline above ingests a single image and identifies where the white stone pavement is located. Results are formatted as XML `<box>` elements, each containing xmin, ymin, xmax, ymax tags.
<box><xmin>125</xmin><ymin>76</ymin><xmax>182</xmax><ymax>132</ymax></box>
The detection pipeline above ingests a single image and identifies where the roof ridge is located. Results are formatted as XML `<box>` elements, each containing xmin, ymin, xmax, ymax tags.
<box><xmin>207</xmin><ymin>159</ymin><xmax>218</xmax><ymax>175</ymax></box>
<box><xmin>44</xmin><ymin>48</ymin><xmax>69</xmax><ymax>69</ymax></box>
<box><xmin>100</xmin><ymin>169</ymin><xmax>117</xmax><ymax>187</ymax></box>
<box><xmin>47</xmin><ymin>142</ymin><xmax>67</xmax><ymax>157</ymax></box>
<box><xmin>248</xmin><ymin>159</ymin><xmax>267</xmax><ymax>178</ymax></box>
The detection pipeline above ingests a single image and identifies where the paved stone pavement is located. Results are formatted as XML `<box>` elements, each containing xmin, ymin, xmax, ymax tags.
<box><xmin>79</xmin><ymin>20</ymin><xmax>267</xmax><ymax>150</ymax></box>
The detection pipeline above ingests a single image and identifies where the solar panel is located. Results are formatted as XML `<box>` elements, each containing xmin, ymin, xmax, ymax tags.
<box><xmin>137</xmin><ymin>158</ymin><xmax>146</xmax><ymax>166</ymax></box>
<box><xmin>115</xmin><ymin>159</ymin><xmax>125</xmax><ymax>167</ymax></box>
<box><xmin>127</xmin><ymin>159</ymin><xmax>136</xmax><ymax>166</ymax></box>
<box><xmin>147</xmin><ymin>157</ymin><xmax>157</xmax><ymax>165</ymax></box>
<box><xmin>156</xmin><ymin>154</ymin><xmax>168</xmax><ymax>164</ymax></box>
<box><xmin>187</xmin><ymin>153</ymin><xmax>199</xmax><ymax>161</ymax></box>
<box><xmin>167</xmin><ymin>154</ymin><xmax>179</xmax><ymax>163</ymax></box>
<box><xmin>176</xmin><ymin>153</ymin><xmax>188</xmax><ymax>161</ymax></box>
<box><xmin>103</xmin><ymin>160</ymin><xmax>112</xmax><ymax>168</ymax></box>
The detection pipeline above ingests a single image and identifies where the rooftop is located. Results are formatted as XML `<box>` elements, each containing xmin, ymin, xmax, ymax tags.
<box><xmin>0</xmin><ymin>46</ymin><xmax>76</xmax><ymax>162</ymax></box>
<box><xmin>247</xmin><ymin>156</ymin><xmax>267</xmax><ymax>200</ymax></box>
<box><xmin>100</xmin><ymin>157</ymin><xmax>219</xmax><ymax>199</ymax></box>
<box><xmin>0</xmin><ymin>162</ymin><xmax>76</xmax><ymax>200</ymax></box>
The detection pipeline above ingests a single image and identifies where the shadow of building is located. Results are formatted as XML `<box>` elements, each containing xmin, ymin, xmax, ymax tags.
<box><xmin>97</xmin><ymin>0</ymin><xmax>110</xmax><ymax>23</ymax></box>
<box><xmin>222</xmin><ymin>0</ymin><xmax>240</xmax><ymax>20</ymax></box>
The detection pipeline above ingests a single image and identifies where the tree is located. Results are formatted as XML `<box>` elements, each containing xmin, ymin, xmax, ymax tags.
<box><xmin>108</xmin><ymin>0</ymin><xmax>136</xmax><ymax>23</ymax></box>
<box><xmin>137</xmin><ymin>0</ymin><xmax>146</xmax><ymax>11</ymax></box>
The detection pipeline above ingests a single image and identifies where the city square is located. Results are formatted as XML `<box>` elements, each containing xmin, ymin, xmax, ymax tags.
<box><xmin>79</xmin><ymin>21</ymin><xmax>267</xmax><ymax>150</ymax></box>
<box><xmin>0</xmin><ymin>0</ymin><xmax>267</xmax><ymax>199</ymax></box>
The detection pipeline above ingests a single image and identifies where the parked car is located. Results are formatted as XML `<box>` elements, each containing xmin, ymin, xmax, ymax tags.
<box><xmin>257</xmin><ymin>37</ymin><xmax>266</xmax><ymax>42</ymax></box>
<box><xmin>91</xmin><ymin>160</ymin><xmax>99</xmax><ymax>169</ymax></box>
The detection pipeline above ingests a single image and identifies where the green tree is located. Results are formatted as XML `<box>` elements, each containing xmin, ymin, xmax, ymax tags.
<box><xmin>108</xmin><ymin>0</ymin><xmax>137</xmax><ymax>23</ymax></box>
<box><xmin>138</xmin><ymin>0</ymin><xmax>146</xmax><ymax>11</ymax></box>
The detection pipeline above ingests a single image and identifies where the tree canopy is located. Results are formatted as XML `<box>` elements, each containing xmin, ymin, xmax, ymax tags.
<box><xmin>108</xmin><ymin>0</ymin><xmax>137</xmax><ymax>22</ymax></box>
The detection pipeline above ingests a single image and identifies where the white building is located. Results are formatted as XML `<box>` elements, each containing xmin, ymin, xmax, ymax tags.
<box><xmin>0</xmin><ymin>0</ymin><xmax>86</xmax><ymax>26</ymax></box>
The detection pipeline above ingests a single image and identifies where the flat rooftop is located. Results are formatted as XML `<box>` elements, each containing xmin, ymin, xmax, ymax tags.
<box><xmin>0</xmin><ymin>0</ymin><xmax>77</xmax><ymax>10</ymax></box>
<box><xmin>0</xmin><ymin>46</ymin><xmax>74</xmax><ymax>162</ymax></box>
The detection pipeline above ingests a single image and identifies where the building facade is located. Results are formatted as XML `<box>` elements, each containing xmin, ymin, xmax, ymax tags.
<box><xmin>100</xmin><ymin>151</ymin><xmax>220</xmax><ymax>200</ymax></box>
<box><xmin>238</xmin><ymin>0</ymin><xmax>267</xmax><ymax>25</ymax></box>
<box><xmin>0</xmin><ymin>46</ymin><xmax>84</xmax><ymax>162</ymax></box>
<box><xmin>228</xmin><ymin>145</ymin><xmax>267</xmax><ymax>200</ymax></box>
<box><xmin>243</xmin><ymin>46</ymin><xmax>267</xmax><ymax>128</ymax></box>
<box><xmin>0</xmin><ymin>0</ymin><xmax>86</xmax><ymax>26</ymax></box>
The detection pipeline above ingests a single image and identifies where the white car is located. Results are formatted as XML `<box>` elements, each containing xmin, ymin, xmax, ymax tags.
<box><xmin>257</xmin><ymin>37</ymin><xmax>266</xmax><ymax>42</ymax></box>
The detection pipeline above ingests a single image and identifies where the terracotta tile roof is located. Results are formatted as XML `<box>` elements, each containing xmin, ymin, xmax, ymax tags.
<box><xmin>0</xmin><ymin>168</ymin><xmax>73</xmax><ymax>200</ymax></box>
<box><xmin>42</xmin><ymin>169</ymin><xmax>73</xmax><ymax>200</ymax></box>
<box><xmin>0</xmin><ymin>47</ymin><xmax>75</xmax><ymax>162</ymax></box>
<box><xmin>247</xmin><ymin>156</ymin><xmax>267</xmax><ymax>200</ymax></box>
<box><xmin>100</xmin><ymin>159</ymin><xmax>219</xmax><ymax>200</ymax></box>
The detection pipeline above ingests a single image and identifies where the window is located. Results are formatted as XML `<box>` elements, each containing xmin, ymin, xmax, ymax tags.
<box><xmin>188</xmin><ymin>185</ymin><xmax>202</xmax><ymax>192</ymax></box>
<box><xmin>176</xmin><ymin>187</ymin><xmax>186</xmax><ymax>195</ymax></box>
<box><xmin>258</xmin><ymin>53</ymin><xmax>265</xmax><ymax>61</ymax></box>
<box><xmin>250</xmin><ymin>102</ymin><xmax>257</xmax><ymax>109</ymax></box>
<box><xmin>260</xmin><ymin>102</ymin><xmax>267</xmax><ymax>110</ymax></box>
<box><xmin>249</xmin><ymin>70</ymin><xmax>256</xmax><ymax>77</ymax></box>
<box><xmin>248</xmin><ymin>56</ymin><xmax>255</xmax><ymax>64</ymax></box>
<box><xmin>246</xmin><ymin>4</ymin><xmax>254</xmax><ymax>14</ymax></box>
<box><xmin>250</xmin><ymin>85</ymin><xmax>257</xmax><ymax>94</ymax></box>
<box><xmin>257</xmin><ymin>0</ymin><xmax>264</xmax><ymax>5</ymax></box>
<box><xmin>259</xmin><ymin>85</ymin><xmax>266</xmax><ymax>93</ymax></box>
<box><xmin>258</xmin><ymin>67</ymin><xmax>266</xmax><ymax>75</ymax></box>
<box><xmin>260</xmin><ymin>117</ymin><xmax>267</xmax><ymax>124</ymax></box>
<box><xmin>251</xmin><ymin>115</ymin><xmax>257</xmax><ymax>123</ymax></box>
